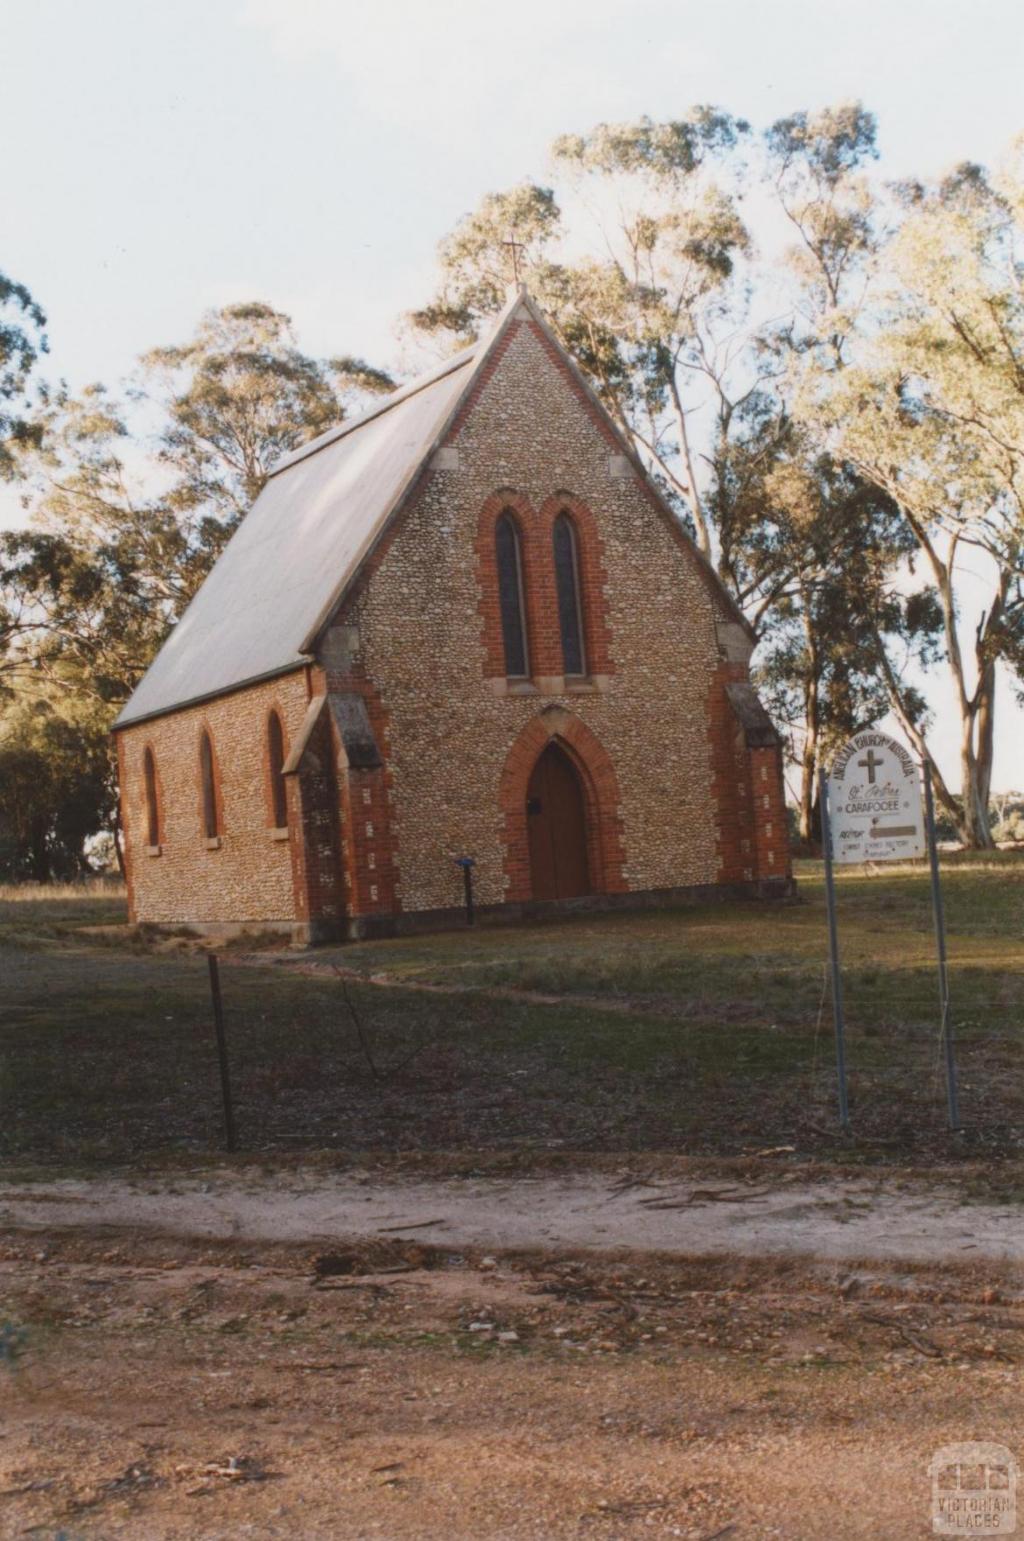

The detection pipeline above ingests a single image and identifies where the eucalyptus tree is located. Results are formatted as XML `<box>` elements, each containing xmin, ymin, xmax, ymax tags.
<box><xmin>802</xmin><ymin>155</ymin><xmax>1024</xmax><ymax>844</ymax></box>
<box><xmin>740</xmin><ymin>103</ymin><xmax>935</xmax><ymax>837</ymax></box>
<box><xmin>139</xmin><ymin>300</ymin><xmax>394</xmax><ymax>532</ymax></box>
<box><xmin>711</xmin><ymin>395</ymin><xmax>933</xmax><ymax>839</ymax></box>
<box><xmin>0</xmin><ymin>269</ymin><xmax>47</xmax><ymax>479</ymax></box>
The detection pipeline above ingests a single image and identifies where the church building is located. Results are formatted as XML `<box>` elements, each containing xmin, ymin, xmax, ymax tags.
<box><xmin>114</xmin><ymin>288</ymin><xmax>792</xmax><ymax>942</ymax></box>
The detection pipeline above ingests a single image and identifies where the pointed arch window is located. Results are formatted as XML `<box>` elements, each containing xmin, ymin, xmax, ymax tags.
<box><xmin>200</xmin><ymin>730</ymin><xmax>220</xmax><ymax>840</ymax></box>
<box><xmin>143</xmin><ymin>747</ymin><xmax>160</xmax><ymax>847</ymax></box>
<box><xmin>267</xmin><ymin>710</ymin><xmax>288</xmax><ymax>829</ymax></box>
<box><xmin>553</xmin><ymin>512</ymin><xmax>587</xmax><ymax>677</ymax></box>
<box><xmin>495</xmin><ymin>511</ymin><xmax>529</xmax><ymax>678</ymax></box>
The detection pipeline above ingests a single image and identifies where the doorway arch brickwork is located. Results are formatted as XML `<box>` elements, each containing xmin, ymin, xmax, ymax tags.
<box><xmin>498</xmin><ymin>708</ymin><xmax>627</xmax><ymax>902</ymax></box>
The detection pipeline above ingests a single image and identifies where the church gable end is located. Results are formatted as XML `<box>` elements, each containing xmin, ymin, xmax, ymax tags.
<box><xmin>317</xmin><ymin>303</ymin><xmax>789</xmax><ymax>926</ymax></box>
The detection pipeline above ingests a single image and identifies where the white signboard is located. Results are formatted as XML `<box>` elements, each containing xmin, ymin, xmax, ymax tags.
<box><xmin>827</xmin><ymin>730</ymin><xmax>926</xmax><ymax>864</ymax></box>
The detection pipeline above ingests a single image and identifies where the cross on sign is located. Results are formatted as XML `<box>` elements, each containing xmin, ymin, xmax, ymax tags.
<box><xmin>858</xmin><ymin>748</ymin><xmax>884</xmax><ymax>783</ymax></box>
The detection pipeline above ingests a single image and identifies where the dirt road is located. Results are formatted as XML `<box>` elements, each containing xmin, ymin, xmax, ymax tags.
<box><xmin>0</xmin><ymin>1167</ymin><xmax>1020</xmax><ymax>1267</ymax></box>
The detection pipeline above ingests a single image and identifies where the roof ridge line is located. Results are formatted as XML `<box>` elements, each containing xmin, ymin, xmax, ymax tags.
<box><xmin>295</xmin><ymin>288</ymin><xmax>533</xmax><ymax>654</ymax></box>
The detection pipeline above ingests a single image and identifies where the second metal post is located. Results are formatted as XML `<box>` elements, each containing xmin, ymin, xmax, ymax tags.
<box><xmin>818</xmin><ymin>766</ymin><xmax>850</xmax><ymax>1131</ymax></box>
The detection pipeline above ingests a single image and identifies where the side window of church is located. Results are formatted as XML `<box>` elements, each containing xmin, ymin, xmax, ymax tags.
<box><xmin>553</xmin><ymin>512</ymin><xmax>587</xmax><ymax>677</ymax></box>
<box><xmin>143</xmin><ymin>747</ymin><xmax>160</xmax><ymax>846</ymax></box>
<box><xmin>495</xmin><ymin>511</ymin><xmax>529</xmax><ymax>678</ymax></box>
<box><xmin>268</xmin><ymin>710</ymin><xmax>288</xmax><ymax>828</ymax></box>
<box><xmin>200</xmin><ymin>730</ymin><xmax>220</xmax><ymax>839</ymax></box>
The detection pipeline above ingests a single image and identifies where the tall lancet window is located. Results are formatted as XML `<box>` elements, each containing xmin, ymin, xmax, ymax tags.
<box><xmin>267</xmin><ymin>710</ymin><xmax>288</xmax><ymax>829</ymax></box>
<box><xmin>495</xmin><ymin>511</ymin><xmax>529</xmax><ymax>678</ymax></box>
<box><xmin>143</xmin><ymin>748</ymin><xmax>160</xmax><ymax>847</ymax></box>
<box><xmin>553</xmin><ymin>512</ymin><xmax>586</xmax><ymax>677</ymax></box>
<box><xmin>200</xmin><ymin>730</ymin><xmax>220</xmax><ymax>839</ymax></box>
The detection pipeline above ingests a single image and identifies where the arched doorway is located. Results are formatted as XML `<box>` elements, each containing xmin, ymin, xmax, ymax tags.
<box><xmin>526</xmin><ymin>742</ymin><xmax>590</xmax><ymax>900</ymax></box>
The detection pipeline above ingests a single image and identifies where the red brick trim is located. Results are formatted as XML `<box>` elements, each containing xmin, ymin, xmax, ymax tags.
<box><xmin>537</xmin><ymin>493</ymin><xmax>614</xmax><ymax>678</ymax></box>
<box><xmin>476</xmin><ymin>489</ymin><xmax>616</xmax><ymax>684</ymax></box>
<box><xmin>116</xmin><ymin>732</ymin><xmax>136</xmax><ymax>923</ymax></box>
<box><xmin>750</xmin><ymin>744</ymin><xmax>791</xmax><ymax>883</ymax></box>
<box><xmin>475</xmin><ymin>490</ymin><xmax>545</xmax><ymax>679</ymax></box>
<box><xmin>320</xmin><ymin>667</ymin><xmax>401</xmax><ymax>921</ymax></box>
<box><xmin>707</xmin><ymin>664</ymin><xmax>792</xmax><ymax>885</ymax></box>
<box><xmin>498</xmin><ymin>710</ymin><xmax>627</xmax><ymax>901</ymax></box>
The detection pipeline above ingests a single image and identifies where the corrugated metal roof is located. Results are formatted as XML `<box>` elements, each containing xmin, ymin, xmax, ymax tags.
<box><xmin>114</xmin><ymin>347</ymin><xmax>477</xmax><ymax>728</ymax></box>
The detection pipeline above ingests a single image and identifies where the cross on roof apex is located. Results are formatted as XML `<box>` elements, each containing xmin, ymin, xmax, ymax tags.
<box><xmin>501</xmin><ymin>230</ymin><xmax>527</xmax><ymax>284</ymax></box>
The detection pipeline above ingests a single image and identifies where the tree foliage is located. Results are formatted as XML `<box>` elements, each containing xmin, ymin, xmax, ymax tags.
<box><xmin>797</xmin><ymin>150</ymin><xmax>1024</xmax><ymax>843</ymax></box>
<box><xmin>0</xmin><ymin>300</ymin><xmax>393</xmax><ymax>876</ymax></box>
<box><xmin>139</xmin><ymin>301</ymin><xmax>393</xmax><ymax>530</ymax></box>
<box><xmin>0</xmin><ymin>271</ymin><xmax>48</xmax><ymax>479</ymax></box>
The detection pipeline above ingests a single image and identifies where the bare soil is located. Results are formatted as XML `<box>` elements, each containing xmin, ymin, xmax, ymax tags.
<box><xmin>2</xmin><ymin>1225</ymin><xmax>1022</xmax><ymax>1539</ymax></box>
<box><xmin>2</xmin><ymin>1170</ymin><xmax>1024</xmax><ymax>1538</ymax></box>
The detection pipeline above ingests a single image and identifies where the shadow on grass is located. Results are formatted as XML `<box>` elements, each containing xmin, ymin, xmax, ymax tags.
<box><xmin>1</xmin><ymin>856</ymin><xmax>1022</xmax><ymax>1170</ymax></box>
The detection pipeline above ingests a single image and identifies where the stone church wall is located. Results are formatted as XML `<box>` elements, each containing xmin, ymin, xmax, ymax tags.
<box><xmin>118</xmin><ymin>670</ymin><xmax>311</xmax><ymax>929</ymax></box>
<box><xmin>329</xmin><ymin>314</ymin><xmax>784</xmax><ymax>920</ymax></box>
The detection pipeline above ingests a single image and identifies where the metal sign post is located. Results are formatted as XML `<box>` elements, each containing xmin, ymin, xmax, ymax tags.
<box><xmin>922</xmin><ymin>764</ymin><xmax>961</xmax><ymax>1131</ymax></box>
<box><xmin>818</xmin><ymin>767</ymin><xmax>850</xmax><ymax>1131</ymax></box>
<box><xmin>454</xmin><ymin>856</ymin><xmax>476</xmax><ymax>926</ymax></box>
<box><xmin>823</xmin><ymin>728</ymin><xmax>962</xmax><ymax>1136</ymax></box>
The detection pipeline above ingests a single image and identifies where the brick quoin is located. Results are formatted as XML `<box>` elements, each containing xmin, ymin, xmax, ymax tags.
<box><xmin>116</xmin><ymin>732</ymin><xmax>137</xmax><ymax>923</ymax></box>
<box><xmin>706</xmin><ymin>662</ymin><xmax>792</xmax><ymax>888</ymax></box>
<box><xmin>288</xmin><ymin>705</ymin><xmax>345</xmax><ymax>935</ymax></box>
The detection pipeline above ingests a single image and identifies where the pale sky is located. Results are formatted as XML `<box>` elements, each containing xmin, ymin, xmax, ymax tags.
<box><xmin>3</xmin><ymin>0</ymin><xmax>1024</xmax><ymax>792</ymax></box>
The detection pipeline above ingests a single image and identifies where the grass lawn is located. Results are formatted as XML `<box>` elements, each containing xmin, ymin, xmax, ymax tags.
<box><xmin>1</xmin><ymin>855</ymin><xmax>1022</xmax><ymax>1171</ymax></box>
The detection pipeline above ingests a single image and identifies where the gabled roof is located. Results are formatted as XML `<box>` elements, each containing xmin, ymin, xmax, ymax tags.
<box><xmin>115</xmin><ymin>287</ymin><xmax>751</xmax><ymax>730</ymax></box>
<box><xmin>114</xmin><ymin>344</ymin><xmax>478</xmax><ymax>728</ymax></box>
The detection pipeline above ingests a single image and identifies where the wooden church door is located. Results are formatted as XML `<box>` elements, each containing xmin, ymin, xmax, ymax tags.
<box><xmin>526</xmin><ymin>742</ymin><xmax>590</xmax><ymax>900</ymax></box>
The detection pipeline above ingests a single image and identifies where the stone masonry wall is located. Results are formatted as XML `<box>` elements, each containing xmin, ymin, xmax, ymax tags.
<box><xmin>119</xmin><ymin>671</ymin><xmax>311</xmax><ymax>926</ymax></box>
<box><xmin>331</xmin><ymin>313</ymin><xmax>755</xmax><ymax>917</ymax></box>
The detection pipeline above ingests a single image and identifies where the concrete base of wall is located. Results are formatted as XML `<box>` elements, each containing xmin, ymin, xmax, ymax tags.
<box><xmin>138</xmin><ymin>918</ymin><xmax>298</xmax><ymax>943</ymax></box>
<box><xmin>137</xmin><ymin>877</ymin><xmax>797</xmax><ymax>947</ymax></box>
<box><xmin>342</xmin><ymin>875</ymin><xmax>797</xmax><ymax>942</ymax></box>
